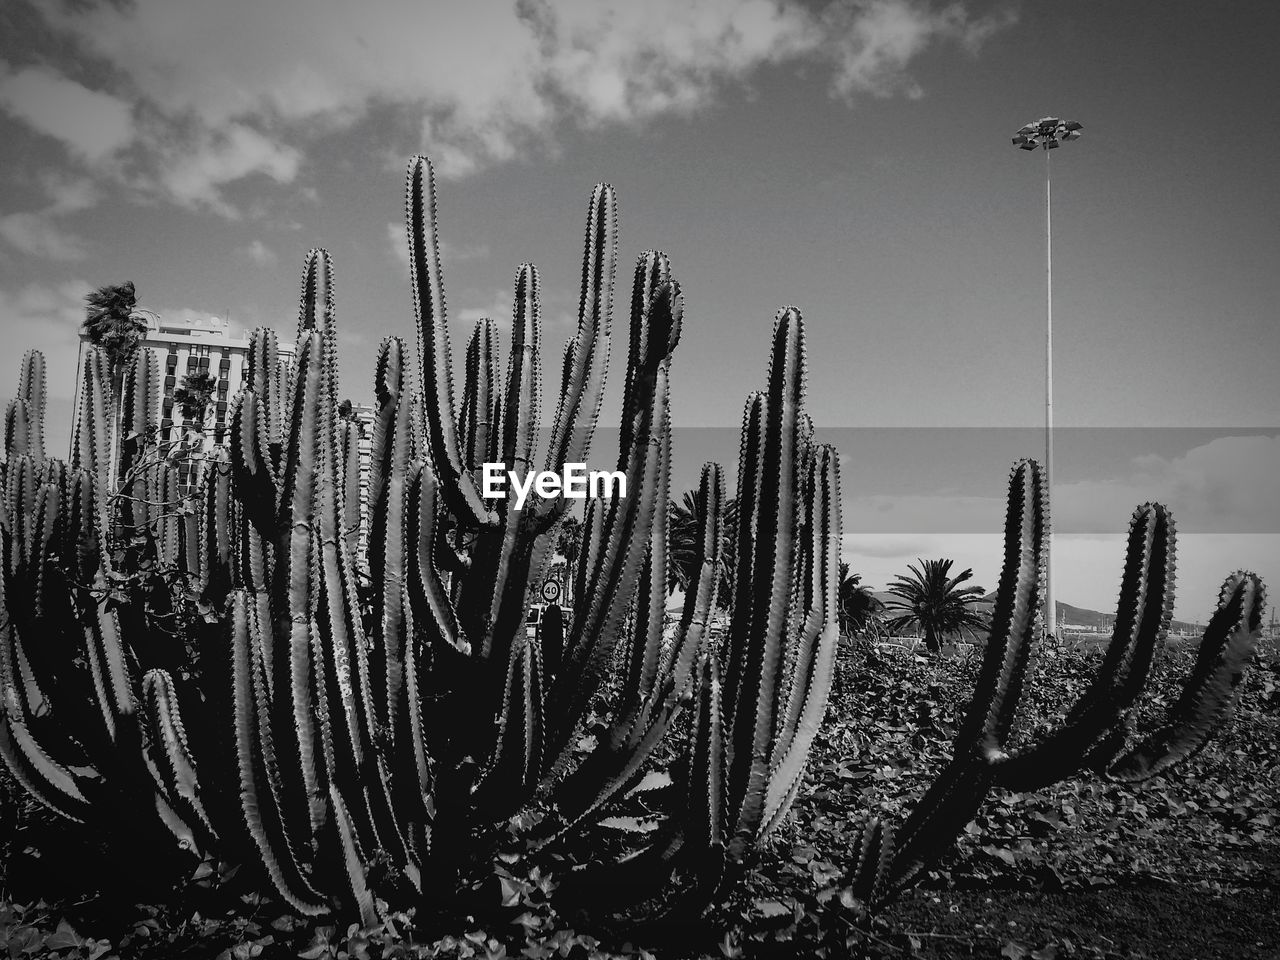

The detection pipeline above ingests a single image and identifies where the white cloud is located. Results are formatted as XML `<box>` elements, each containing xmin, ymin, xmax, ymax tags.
<box><xmin>0</xmin><ymin>61</ymin><xmax>134</xmax><ymax>162</ymax></box>
<box><xmin>0</xmin><ymin>167</ymin><xmax>101</xmax><ymax>263</ymax></box>
<box><xmin>9</xmin><ymin>0</ymin><xmax>1015</xmax><ymax>212</ymax></box>
<box><xmin>146</xmin><ymin>121</ymin><xmax>301</xmax><ymax>217</ymax></box>
<box><xmin>0</xmin><ymin>212</ymin><xmax>88</xmax><ymax>261</ymax></box>
<box><xmin>823</xmin><ymin>0</ymin><xmax>1017</xmax><ymax>100</ymax></box>
<box><xmin>0</xmin><ymin>174</ymin><xmax>100</xmax><ymax>261</ymax></box>
<box><xmin>240</xmin><ymin>239</ymin><xmax>279</xmax><ymax>266</ymax></box>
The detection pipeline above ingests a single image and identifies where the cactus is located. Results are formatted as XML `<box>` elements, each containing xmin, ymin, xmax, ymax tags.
<box><xmin>0</xmin><ymin>157</ymin><xmax>840</xmax><ymax>925</ymax></box>
<box><xmin>843</xmin><ymin>460</ymin><xmax>1267</xmax><ymax>912</ymax></box>
<box><xmin>0</xmin><ymin>155</ymin><xmax>1265</xmax><ymax>934</ymax></box>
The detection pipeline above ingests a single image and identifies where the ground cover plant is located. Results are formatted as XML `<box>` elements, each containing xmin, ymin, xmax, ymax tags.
<box><xmin>0</xmin><ymin>156</ymin><xmax>1272</xmax><ymax>958</ymax></box>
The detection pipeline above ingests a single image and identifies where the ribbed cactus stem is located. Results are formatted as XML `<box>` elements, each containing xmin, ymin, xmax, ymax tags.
<box><xmin>405</xmin><ymin>156</ymin><xmax>496</xmax><ymax>528</ymax></box>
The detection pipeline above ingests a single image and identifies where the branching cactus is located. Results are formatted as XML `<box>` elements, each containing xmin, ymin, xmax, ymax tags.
<box><xmin>843</xmin><ymin>459</ymin><xmax>1266</xmax><ymax>913</ymax></box>
<box><xmin>0</xmin><ymin>156</ymin><xmax>850</xmax><ymax>928</ymax></box>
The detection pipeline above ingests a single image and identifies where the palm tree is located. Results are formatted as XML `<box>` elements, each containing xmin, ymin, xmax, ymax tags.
<box><xmin>668</xmin><ymin>491</ymin><xmax>736</xmax><ymax>608</ymax></box>
<box><xmin>82</xmin><ymin>281</ymin><xmax>151</xmax><ymax>490</ymax></box>
<box><xmin>883</xmin><ymin>558</ymin><xmax>988</xmax><ymax>654</ymax></box>
<box><xmin>837</xmin><ymin>562</ymin><xmax>882</xmax><ymax>636</ymax></box>
<box><xmin>173</xmin><ymin>371</ymin><xmax>217</xmax><ymax>430</ymax></box>
<box><xmin>554</xmin><ymin>514</ymin><xmax>582</xmax><ymax>606</ymax></box>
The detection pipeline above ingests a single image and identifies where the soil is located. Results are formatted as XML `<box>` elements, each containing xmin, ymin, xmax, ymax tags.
<box><xmin>890</xmin><ymin>861</ymin><xmax>1280</xmax><ymax>959</ymax></box>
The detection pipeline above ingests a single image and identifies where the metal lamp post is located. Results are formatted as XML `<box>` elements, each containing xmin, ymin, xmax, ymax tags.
<box><xmin>1012</xmin><ymin>116</ymin><xmax>1082</xmax><ymax>641</ymax></box>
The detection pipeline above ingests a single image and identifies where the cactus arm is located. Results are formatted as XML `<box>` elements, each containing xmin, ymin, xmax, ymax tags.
<box><xmin>230</xmin><ymin>591</ymin><xmax>329</xmax><ymax>915</ymax></box>
<box><xmin>405</xmin><ymin>156</ymin><xmax>496</xmax><ymax>528</ymax></box>
<box><xmin>1106</xmin><ymin>571</ymin><xmax>1264</xmax><ymax>782</ymax></box>
<box><xmin>339</xmin><ymin>419</ymin><xmax>362</xmax><ymax>564</ymax></box>
<box><xmin>17</xmin><ymin>350</ymin><xmax>46</xmax><ymax>460</ymax></box>
<box><xmin>71</xmin><ymin>347</ymin><xmax>114</xmax><ymax>516</ymax></box>
<box><xmin>368</xmin><ymin>337</ymin><xmax>405</xmax><ymax>540</ymax></box>
<box><xmin>618</xmin><ymin>253</ymin><xmax>673</xmax><ymax>456</ymax></box>
<box><xmin>201</xmin><ymin>450</ymin><xmax>233</xmax><ymax>602</ymax></box>
<box><xmin>141</xmin><ymin>668</ymin><xmax>215</xmax><ymax>843</ymax></box>
<box><xmin>687</xmin><ymin>650</ymin><xmax>726</xmax><ymax>859</ymax></box>
<box><xmin>83</xmin><ymin>583</ymin><xmax>135</xmax><ymax>743</ymax></box>
<box><xmin>656</xmin><ymin>462</ymin><xmax>724</xmax><ymax>695</ymax></box>
<box><xmin>468</xmin><ymin>264</ymin><xmax>544</xmax><ymax>659</ymax></box>
<box><xmin>621</xmin><ymin>412</ymin><xmax>672</xmax><ymax>713</ymax></box>
<box><xmin>543</xmin><ymin>364</ymin><xmax>669</xmax><ymax>771</ymax></box>
<box><xmin>500</xmin><ymin>264</ymin><xmax>543</xmax><ymax>476</ymax></box>
<box><xmin>4</xmin><ymin>400</ymin><xmax>32</xmax><ymax>461</ymax></box>
<box><xmin>850</xmin><ymin>819</ymin><xmax>894</xmax><ymax>911</ymax></box>
<box><xmin>995</xmin><ymin>503</ymin><xmax>1175</xmax><ymax>791</ymax></box>
<box><xmin>368</xmin><ymin>356</ymin><xmax>414</xmax><ymax>742</ymax></box>
<box><xmin>885</xmin><ymin>459</ymin><xmax>1045</xmax><ymax>896</ymax></box>
<box><xmin>457</xmin><ymin>319</ymin><xmax>498</xmax><ymax>477</ymax></box>
<box><xmin>406</xmin><ymin>459</ymin><xmax>470</xmax><ymax>656</ymax></box>
<box><xmin>0</xmin><ymin>615</ymin><xmax>91</xmax><ymax>820</ymax></box>
<box><xmin>328</xmin><ymin>783</ymin><xmax>379</xmax><ymax>928</ymax></box>
<box><xmin>722</xmin><ymin>392</ymin><xmax>765</xmax><ymax>746</ymax></box>
<box><xmin>530</xmin><ymin>183</ymin><xmax>619</xmax><ymax>529</ymax></box>
<box><xmin>960</xmin><ymin>459</ymin><xmax>1046</xmax><ymax>757</ymax></box>
<box><xmin>474</xmin><ymin>635</ymin><xmax>545</xmax><ymax>813</ymax></box>
<box><xmin>724</xmin><ymin>308</ymin><xmax>805</xmax><ymax>856</ymax></box>
<box><xmin>760</xmin><ymin>446</ymin><xmax>842</xmax><ymax>837</ymax></box>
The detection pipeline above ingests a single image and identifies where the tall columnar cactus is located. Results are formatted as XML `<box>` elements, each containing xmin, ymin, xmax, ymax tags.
<box><xmin>0</xmin><ymin>155</ymin><xmax>1266</xmax><ymax>933</ymax></box>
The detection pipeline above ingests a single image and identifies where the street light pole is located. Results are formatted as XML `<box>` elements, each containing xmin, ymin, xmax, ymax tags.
<box><xmin>1013</xmin><ymin>116</ymin><xmax>1081</xmax><ymax>642</ymax></box>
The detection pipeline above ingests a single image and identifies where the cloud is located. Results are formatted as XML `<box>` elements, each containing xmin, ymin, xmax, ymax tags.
<box><xmin>823</xmin><ymin>0</ymin><xmax>1018</xmax><ymax>100</ymax></box>
<box><xmin>0</xmin><ymin>61</ymin><xmax>134</xmax><ymax>162</ymax></box>
<box><xmin>0</xmin><ymin>212</ymin><xmax>88</xmax><ymax>261</ymax></box>
<box><xmin>1055</xmin><ymin>435</ymin><xmax>1280</xmax><ymax>534</ymax></box>
<box><xmin>9</xmin><ymin>0</ymin><xmax>1016</xmax><ymax>212</ymax></box>
<box><xmin>239</xmin><ymin>239</ymin><xmax>278</xmax><ymax>266</ymax></box>
<box><xmin>0</xmin><ymin>174</ymin><xmax>99</xmax><ymax>261</ymax></box>
<box><xmin>146</xmin><ymin>120</ymin><xmax>301</xmax><ymax>216</ymax></box>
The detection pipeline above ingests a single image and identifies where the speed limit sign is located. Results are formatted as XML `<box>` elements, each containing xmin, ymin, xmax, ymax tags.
<box><xmin>541</xmin><ymin>580</ymin><xmax>561</xmax><ymax>603</ymax></box>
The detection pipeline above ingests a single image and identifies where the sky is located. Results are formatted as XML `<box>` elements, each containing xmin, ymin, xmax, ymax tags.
<box><xmin>0</xmin><ymin>0</ymin><xmax>1276</xmax><ymax>622</ymax></box>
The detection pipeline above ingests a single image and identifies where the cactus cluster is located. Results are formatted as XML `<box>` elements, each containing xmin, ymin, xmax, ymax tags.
<box><xmin>0</xmin><ymin>157</ymin><xmax>844</xmax><ymax>925</ymax></box>
<box><xmin>0</xmin><ymin>156</ymin><xmax>1265</xmax><ymax>932</ymax></box>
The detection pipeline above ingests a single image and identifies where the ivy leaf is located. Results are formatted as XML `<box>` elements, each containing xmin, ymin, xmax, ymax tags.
<box><xmin>44</xmin><ymin>919</ymin><xmax>86</xmax><ymax>952</ymax></box>
<box><xmin>753</xmin><ymin>899</ymin><xmax>790</xmax><ymax>918</ymax></box>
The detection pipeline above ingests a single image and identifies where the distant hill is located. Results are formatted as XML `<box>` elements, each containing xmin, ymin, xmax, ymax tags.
<box><xmin>870</xmin><ymin>590</ymin><xmax>1204</xmax><ymax>637</ymax></box>
<box><xmin>977</xmin><ymin>592</ymin><xmax>1204</xmax><ymax>635</ymax></box>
